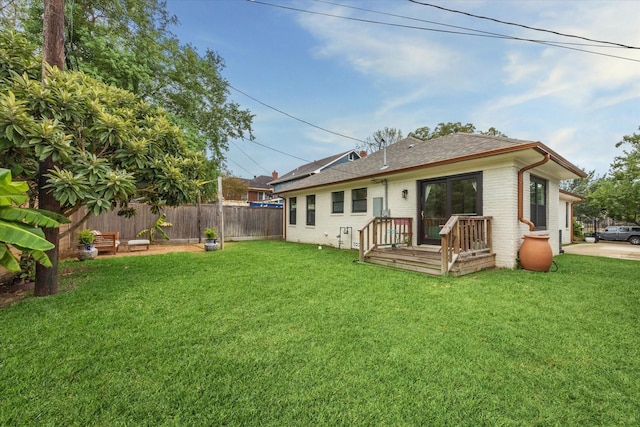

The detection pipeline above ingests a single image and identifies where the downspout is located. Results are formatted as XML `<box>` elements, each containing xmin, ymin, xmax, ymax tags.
<box><xmin>518</xmin><ymin>152</ymin><xmax>551</xmax><ymax>231</ymax></box>
<box><xmin>383</xmin><ymin>179</ymin><xmax>388</xmax><ymax>214</ymax></box>
<box><xmin>570</xmin><ymin>202</ymin><xmax>575</xmax><ymax>243</ymax></box>
<box><xmin>283</xmin><ymin>197</ymin><xmax>287</xmax><ymax>241</ymax></box>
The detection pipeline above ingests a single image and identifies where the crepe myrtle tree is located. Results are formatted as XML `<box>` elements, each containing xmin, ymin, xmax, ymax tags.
<box><xmin>0</xmin><ymin>30</ymin><xmax>207</xmax><ymax>295</ymax></box>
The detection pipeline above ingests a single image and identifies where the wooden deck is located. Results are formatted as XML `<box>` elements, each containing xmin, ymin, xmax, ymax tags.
<box><xmin>359</xmin><ymin>216</ymin><xmax>496</xmax><ymax>276</ymax></box>
<box><xmin>364</xmin><ymin>245</ymin><xmax>496</xmax><ymax>277</ymax></box>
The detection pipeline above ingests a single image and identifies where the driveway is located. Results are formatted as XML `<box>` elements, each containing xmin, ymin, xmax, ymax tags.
<box><xmin>561</xmin><ymin>241</ymin><xmax>640</xmax><ymax>261</ymax></box>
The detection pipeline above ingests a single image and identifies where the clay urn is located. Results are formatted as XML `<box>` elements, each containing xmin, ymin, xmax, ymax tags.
<box><xmin>519</xmin><ymin>234</ymin><xmax>553</xmax><ymax>272</ymax></box>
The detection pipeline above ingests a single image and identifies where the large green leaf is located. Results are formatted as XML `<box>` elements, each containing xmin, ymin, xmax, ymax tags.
<box><xmin>32</xmin><ymin>208</ymin><xmax>71</xmax><ymax>224</ymax></box>
<box><xmin>0</xmin><ymin>206</ymin><xmax>66</xmax><ymax>228</ymax></box>
<box><xmin>0</xmin><ymin>220</ymin><xmax>54</xmax><ymax>251</ymax></box>
<box><xmin>0</xmin><ymin>244</ymin><xmax>21</xmax><ymax>272</ymax></box>
<box><xmin>0</xmin><ymin>168</ymin><xmax>28</xmax><ymax>194</ymax></box>
<box><xmin>0</xmin><ymin>169</ymin><xmax>29</xmax><ymax>206</ymax></box>
<box><xmin>11</xmin><ymin>244</ymin><xmax>52</xmax><ymax>268</ymax></box>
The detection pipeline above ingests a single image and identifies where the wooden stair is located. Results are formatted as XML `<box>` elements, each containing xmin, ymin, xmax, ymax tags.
<box><xmin>364</xmin><ymin>246</ymin><xmax>442</xmax><ymax>276</ymax></box>
<box><xmin>364</xmin><ymin>245</ymin><xmax>497</xmax><ymax>276</ymax></box>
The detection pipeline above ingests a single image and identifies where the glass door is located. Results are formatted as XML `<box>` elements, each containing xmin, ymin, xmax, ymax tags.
<box><xmin>419</xmin><ymin>180</ymin><xmax>446</xmax><ymax>245</ymax></box>
<box><xmin>418</xmin><ymin>173</ymin><xmax>482</xmax><ymax>245</ymax></box>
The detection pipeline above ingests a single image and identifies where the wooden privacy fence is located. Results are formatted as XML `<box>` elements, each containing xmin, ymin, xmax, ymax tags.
<box><xmin>65</xmin><ymin>203</ymin><xmax>282</xmax><ymax>249</ymax></box>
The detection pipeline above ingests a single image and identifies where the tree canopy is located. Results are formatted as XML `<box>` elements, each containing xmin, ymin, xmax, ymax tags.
<box><xmin>7</xmin><ymin>0</ymin><xmax>254</xmax><ymax>165</ymax></box>
<box><xmin>588</xmin><ymin>127</ymin><xmax>640</xmax><ymax>224</ymax></box>
<box><xmin>0</xmin><ymin>29</ymin><xmax>213</xmax><ymax>293</ymax></box>
<box><xmin>221</xmin><ymin>175</ymin><xmax>249</xmax><ymax>201</ymax></box>
<box><xmin>410</xmin><ymin>122</ymin><xmax>507</xmax><ymax>140</ymax></box>
<box><xmin>1</xmin><ymin>30</ymin><xmax>207</xmax><ymax>216</ymax></box>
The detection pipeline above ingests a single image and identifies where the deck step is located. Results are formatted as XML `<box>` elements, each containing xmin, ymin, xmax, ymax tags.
<box><xmin>364</xmin><ymin>246</ymin><xmax>496</xmax><ymax>276</ymax></box>
<box><xmin>365</xmin><ymin>247</ymin><xmax>443</xmax><ymax>276</ymax></box>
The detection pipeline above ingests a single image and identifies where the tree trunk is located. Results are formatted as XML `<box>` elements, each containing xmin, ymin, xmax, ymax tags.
<box><xmin>35</xmin><ymin>0</ymin><xmax>65</xmax><ymax>296</ymax></box>
<box><xmin>35</xmin><ymin>159</ymin><xmax>62</xmax><ymax>296</ymax></box>
<box><xmin>42</xmin><ymin>0</ymin><xmax>65</xmax><ymax>72</ymax></box>
<box><xmin>34</xmin><ymin>227</ymin><xmax>60</xmax><ymax>296</ymax></box>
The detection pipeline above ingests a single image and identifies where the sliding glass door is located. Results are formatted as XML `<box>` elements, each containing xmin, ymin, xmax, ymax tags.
<box><xmin>418</xmin><ymin>172</ymin><xmax>482</xmax><ymax>245</ymax></box>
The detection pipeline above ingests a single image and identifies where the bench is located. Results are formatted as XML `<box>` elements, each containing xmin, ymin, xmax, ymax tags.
<box><xmin>127</xmin><ymin>239</ymin><xmax>150</xmax><ymax>251</ymax></box>
<box><xmin>91</xmin><ymin>231</ymin><xmax>120</xmax><ymax>255</ymax></box>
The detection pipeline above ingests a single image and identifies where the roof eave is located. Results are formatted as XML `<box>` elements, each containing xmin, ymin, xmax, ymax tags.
<box><xmin>277</xmin><ymin>142</ymin><xmax>586</xmax><ymax>194</ymax></box>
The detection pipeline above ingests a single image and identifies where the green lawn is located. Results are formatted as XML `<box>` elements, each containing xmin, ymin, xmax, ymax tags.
<box><xmin>1</xmin><ymin>240</ymin><xmax>638</xmax><ymax>425</ymax></box>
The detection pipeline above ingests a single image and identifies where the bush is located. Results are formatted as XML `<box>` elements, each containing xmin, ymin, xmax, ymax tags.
<box><xmin>205</xmin><ymin>227</ymin><xmax>217</xmax><ymax>240</ymax></box>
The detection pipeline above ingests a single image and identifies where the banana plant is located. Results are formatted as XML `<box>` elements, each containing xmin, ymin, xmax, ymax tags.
<box><xmin>135</xmin><ymin>213</ymin><xmax>173</xmax><ymax>243</ymax></box>
<box><xmin>0</xmin><ymin>168</ymin><xmax>69</xmax><ymax>272</ymax></box>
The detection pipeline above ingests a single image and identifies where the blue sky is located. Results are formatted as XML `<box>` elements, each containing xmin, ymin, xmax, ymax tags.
<box><xmin>165</xmin><ymin>0</ymin><xmax>640</xmax><ymax>180</ymax></box>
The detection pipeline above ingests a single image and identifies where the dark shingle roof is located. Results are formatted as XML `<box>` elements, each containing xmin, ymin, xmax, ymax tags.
<box><xmin>247</xmin><ymin>175</ymin><xmax>273</xmax><ymax>190</ymax></box>
<box><xmin>270</xmin><ymin>150</ymin><xmax>358</xmax><ymax>185</ymax></box>
<box><xmin>276</xmin><ymin>133</ymin><xmax>584</xmax><ymax>193</ymax></box>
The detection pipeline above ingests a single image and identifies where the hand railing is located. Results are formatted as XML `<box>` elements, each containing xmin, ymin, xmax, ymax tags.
<box><xmin>358</xmin><ymin>217</ymin><xmax>413</xmax><ymax>262</ymax></box>
<box><xmin>440</xmin><ymin>216</ymin><xmax>492</xmax><ymax>273</ymax></box>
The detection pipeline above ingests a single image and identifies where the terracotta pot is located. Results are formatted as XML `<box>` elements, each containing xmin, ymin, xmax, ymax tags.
<box><xmin>519</xmin><ymin>234</ymin><xmax>553</xmax><ymax>272</ymax></box>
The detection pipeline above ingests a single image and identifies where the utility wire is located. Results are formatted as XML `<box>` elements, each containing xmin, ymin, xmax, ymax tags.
<box><xmin>250</xmin><ymin>138</ymin><xmax>316</xmax><ymax>164</ymax></box>
<box><xmin>230</xmin><ymin>140</ymin><xmax>271</xmax><ymax>175</ymax></box>
<box><xmin>226</xmin><ymin>155</ymin><xmax>256</xmax><ymax>177</ymax></box>
<box><xmin>229</xmin><ymin>84</ymin><xmax>366</xmax><ymax>143</ymax></box>
<box><xmin>312</xmin><ymin>0</ymin><xmax>628</xmax><ymax>48</ymax></box>
<box><xmin>408</xmin><ymin>0</ymin><xmax>640</xmax><ymax>50</ymax></box>
<box><xmin>249</xmin><ymin>137</ymin><xmax>372</xmax><ymax>180</ymax></box>
<box><xmin>249</xmin><ymin>0</ymin><xmax>640</xmax><ymax>63</ymax></box>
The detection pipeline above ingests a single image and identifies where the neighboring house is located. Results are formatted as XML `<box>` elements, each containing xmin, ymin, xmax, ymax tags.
<box><xmin>222</xmin><ymin>172</ymin><xmax>278</xmax><ymax>206</ymax></box>
<box><xmin>246</xmin><ymin>172</ymin><xmax>278</xmax><ymax>202</ymax></box>
<box><xmin>274</xmin><ymin>133</ymin><xmax>586</xmax><ymax>275</ymax></box>
<box><xmin>270</xmin><ymin>150</ymin><xmax>364</xmax><ymax>193</ymax></box>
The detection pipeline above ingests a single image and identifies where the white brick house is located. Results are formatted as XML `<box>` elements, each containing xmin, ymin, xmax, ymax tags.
<box><xmin>275</xmin><ymin>133</ymin><xmax>586</xmax><ymax>271</ymax></box>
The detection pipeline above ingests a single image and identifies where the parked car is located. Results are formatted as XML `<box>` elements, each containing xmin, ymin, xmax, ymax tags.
<box><xmin>596</xmin><ymin>226</ymin><xmax>640</xmax><ymax>245</ymax></box>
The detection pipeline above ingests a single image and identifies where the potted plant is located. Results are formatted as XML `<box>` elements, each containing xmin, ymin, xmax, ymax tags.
<box><xmin>584</xmin><ymin>232</ymin><xmax>596</xmax><ymax>243</ymax></box>
<box><xmin>204</xmin><ymin>227</ymin><xmax>218</xmax><ymax>251</ymax></box>
<box><xmin>77</xmin><ymin>229</ymin><xmax>98</xmax><ymax>260</ymax></box>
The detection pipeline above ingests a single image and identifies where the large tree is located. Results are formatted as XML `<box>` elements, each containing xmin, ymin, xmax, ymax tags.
<box><xmin>588</xmin><ymin>127</ymin><xmax>640</xmax><ymax>224</ymax></box>
<box><xmin>9</xmin><ymin>0</ymin><xmax>254</xmax><ymax>166</ymax></box>
<box><xmin>409</xmin><ymin>122</ymin><xmax>507</xmax><ymax>140</ymax></box>
<box><xmin>560</xmin><ymin>169</ymin><xmax>604</xmax><ymax>218</ymax></box>
<box><xmin>0</xmin><ymin>30</ymin><xmax>206</xmax><ymax>294</ymax></box>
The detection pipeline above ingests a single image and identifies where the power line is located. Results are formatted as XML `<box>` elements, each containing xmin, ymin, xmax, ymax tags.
<box><xmin>311</xmin><ymin>0</ymin><xmax>629</xmax><ymax>49</ymax></box>
<box><xmin>248</xmin><ymin>0</ymin><xmax>640</xmax><ymax>63</ymax></box>
<box><xmin>226</xmin><ymin>155</ymin><xmax>256</xmax><ymax>177</ymax></box>
<box><xmin>250</xmin><ymin>138</ymin><xmax>315</xmax><ymax>164</ymax></box>
<box><xmin>228</xmin><ymin>84</ymin><xmax>366</xmax><ymax>143</ymax></box>
<box><xmin>230</xmin><ymin>140</ymin><xmax>271</xmax><ymax>175</ymax></box>
<box><xmin>249</xmin><ymin>137</ymin><xmax>367</xmax><ymax>180</ymax></box>
<box><xmin>407</xmin><ymin>0</ymin><xmax>640</xmax><ymax>50</ymax></box>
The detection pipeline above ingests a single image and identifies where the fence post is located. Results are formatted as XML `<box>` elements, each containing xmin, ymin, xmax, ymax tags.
<box><xmin>218</xmin><ymin>176</ymin><xmax>224</xmax><ymax>250</ymax></box>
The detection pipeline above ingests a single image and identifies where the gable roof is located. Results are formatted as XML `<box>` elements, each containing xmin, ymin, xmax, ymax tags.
<box><xmin>275</xmin><ymin>133</ymin><xmax>586</xmax><ymax>193</ymax></box>
<box><xmin>246</xmin><ymin>175</ymin><xmax>273</xmax><ymax>191</ymax></box>
<box><xmin>270</xmin><ymin>150</ymin><xmax>361</xmax><ymax>185</ymax></box>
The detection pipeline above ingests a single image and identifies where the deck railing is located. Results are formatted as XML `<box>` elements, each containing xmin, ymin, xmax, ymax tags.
<box><xmin>358</xmin><ymin>217</ymin><xmax>413</xmax><ymax>262</ymax></box>
<box><xmin>439</xmin><ymin>216</ymin><xmax>493</xmax><ymax>273</ymax></box>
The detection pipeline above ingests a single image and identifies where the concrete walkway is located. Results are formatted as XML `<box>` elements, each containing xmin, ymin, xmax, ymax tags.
<box><xmin>561</xmin><ymin>241</ymin><xmax>640</xmax><ymax>261</ymax></box>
